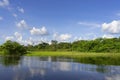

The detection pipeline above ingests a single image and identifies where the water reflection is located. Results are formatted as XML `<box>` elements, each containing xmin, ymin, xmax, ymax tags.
<box><xmin>0</xmin><ymin>56</ymin><xmax>21</xmax><ymax>66</ymax></box>
<box><xmin>74</xmin><ymin>57</ymin><xmax>120</xmax><ymax>65</ymax></box>
<box><xmin>0</xmin><ymin>56</ymin><xmax>119</xmax><ymax>80</ymax></box>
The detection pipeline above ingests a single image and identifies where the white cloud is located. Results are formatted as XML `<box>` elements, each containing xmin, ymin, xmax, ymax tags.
<box><xmin>23</xmin><ymin>37</ymin><xmax>48</xmax><ymax>45</ymax></box>
<box><xmin>0</xmin><ymin>0</ymin><xmax>9</xmax><ymax>7</ymax></box>
<box><xmin>53</xmin><ymin>32</ymin><xmax>58</xmax><ymax>39</ymax></box>
<box><xmin>102</xmin><ymin>34</ymin><xmax>114</xmax><ymax>39</ymax></box>
<box><xmin>30</xmin><ymin>27</ymin><xmax>48</xmax><ymax>36</ymax></box>
<box><xmin>16</xmin><ymin>20</ymin><xmax>28</xmax><ymax>29</ymax></box>
<box><xmin>4</xmin><ymin>33</ymin><xmax>49</xmax><ymax>45</ymax></box>
<box><xmin>53</xmin><ymin>33</ymin><xmax>72</xmax><ymax>41</ymax></box>
<box><xmin>73</xmin><ymin>33</ymin><xmax>97</xmax><ymax>41</ymax></box>
<box><xmin>78</xmin><ymin>22</ymin><xmax>101</xmax><ymax>27</ymax></box>
<box><xmin>74</xmin><ymin>36</ymin><xmax>82</xmax><ymax>41</ymax></box>
<box><xmin>0</xmin><ymin>16</ymin><xmax>3</xmax><ymax>20</ymax></box>
<box><xmin>5</xmin><ymin>36</ymin><xmax>14</xmax><ymax>41</ymax></box>
<box><xmin>59</xmin><ymin>34</ymin><xmax>72</xmax><ymax>41</ymax></box>
<box><xmin>18</xmin><ymin>7</ymin><xmax>24</xmax><ymax>13</ymax></box>
<box><xmin>14</xmin><ymin>32</ymin><xmax>22</xmax><ymax>41</ymax></box>
<box><xmin>14</xmin><ymin>37</ymin><xmax>34</xmax><ymax>45</ymax></box>
<box><xmin>24</xmin><ymin>37</ymin><xmax>34</xmax><ymax>45</ymax></box>
<box><xmin>102</xmin><ymin>20</ymin><xmax>120</xmax><ymax>34</ymax></box>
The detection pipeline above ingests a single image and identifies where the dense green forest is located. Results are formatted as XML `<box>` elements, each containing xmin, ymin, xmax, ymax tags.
<box><xmin>1</xmin><ymin>37</ymin><xmax>120</xmax><ymax>54</ymax></box>
<box><xmin>31</xmin><ymin>38</ymin><xmax>120</xmax><ymax>53</ymax></box>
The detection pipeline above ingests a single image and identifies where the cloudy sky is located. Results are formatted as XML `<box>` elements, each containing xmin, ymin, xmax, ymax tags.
<box><xmin>0</xmin><ymin>0</ymin><xmax>120</xmax><ymax>45</ymax></box>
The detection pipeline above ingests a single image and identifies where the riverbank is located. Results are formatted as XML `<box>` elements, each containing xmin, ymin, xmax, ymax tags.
<box><xmin>0</xmin><ymin>51</ymin><xmax>119</xmax><ymax>65</ymax></box>
<box><xmin>25</xmin><ymin>51</ymin><xmax>120</xmax><ymax>65</ymax></box>
<box><xmin>26</xmin><ymin>51</ymin><xmax>120</xmax><ymax>57</ymax></box>
<box><xmin>0</xmin><ymin>51</ymin><xmax>3</xmax><ymax>55</ymax></box>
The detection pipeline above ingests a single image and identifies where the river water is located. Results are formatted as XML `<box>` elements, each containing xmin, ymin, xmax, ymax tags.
<box><xmin>0</xmin><ymin>56</ymin><xmax>119</xmax><ymax>80</ymax></box>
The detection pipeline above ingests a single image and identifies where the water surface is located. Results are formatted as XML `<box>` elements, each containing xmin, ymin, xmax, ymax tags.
<box><xmin>0</xmin><ymin>56</ymin><xmax>119</xmax><ymax>80</ymax></box>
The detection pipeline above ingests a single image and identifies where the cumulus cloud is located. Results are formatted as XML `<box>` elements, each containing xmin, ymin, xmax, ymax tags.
<box><xmin>53</xmin><ymin>32</ymin><xmax>58</xmax><ymax>39</ymax></box>
<box><xmin>16</xmin><ymin>20</ymin><xmax>28</xmax><ymax>29</ymax></box>
<box><xmin>0</xmin><ymin>16</ymin><xmax>3</xmax><ymax>20</ymax></box>
<box><xmin>53</xmin><ymin>33</ymin><xmax>72</xmax><ymax>41</ymax></box>
<box><xmin>23</xmin><ymin>37</ymin><xmax>48</xmax><ymax>45</ymax></box>
<box><xmin>15</xmin><ymin>37</ymin><xmax>34</xmax><ymax>45</ymax></box>
<box><xmin>78</xmin><ymin>22</ymin><xmax>101</xmax><ymax>27</ymax></box>
<box><xmin>30</xmin><ymin>27</ymin><xmax>48</xmax><ymax>36</ymax></box>
<box><xmin>4</xmin><ymin>33</ymin><xmax>49</xmax><ymax>45</ymax></box>
<box><xmin>18</xmin><ymin>7</ymin><xmax>24</xmax><ymax>13</ymax></box>
<box><xmin>14</xmin><ymin>32</ymin><xmax>22</xmax><ymax>41</ymax></box>
<box><xmin>0</xmin><ymin>0</ymin><xmax>9</xmax><ymax>7</ymax></box>
<box><xmin>59</xmin><ymin>34</ymin><xmax>72</xmax><ymax>41</ymax></box>
<box><xmin>24</xmin><ymin>37</ymin><xmax>34</xmax><ymax>45</ymax></box>
<box><xmin>74</xmin><ymin>36</ymin><xmax>82</xmax><ymax>41</ymax></box>
<box><xmin>102</xmin><ymin>34</ymin><xmax>114</xmax><ymax>39</ymax></box>
<box><xmin>102</xmin><ymin>20</ymin><xmax>120</xmax><ymax>34</ymax></box>
<box><xmin>73</xmin><ymin>33</ymin><xmax>97</xmax><ymax>41</ymax></box>
<box><xmin>5</xmin><ymin>36</ymin><xmax>14</xmax><ymax>41</ymax></box>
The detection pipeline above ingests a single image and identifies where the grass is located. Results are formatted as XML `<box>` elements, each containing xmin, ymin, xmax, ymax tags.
<box><xmin>26</xmin><ymin>51</ymin><xmax>76</xmax><ymax>56</ymax></box>
<box><xmin>26</xmin><ymin>51</ymin><xmax>120</xmax><ymax>58</ymax></box>
<box><xmin>0</xmin><ymin>51</ymin><xmax>4</xmax><ymax>55</ymax></box>
<box><xmin>0</xmin><ymin>51</ymin><xmax>119</xmax><ymax>65</ymax></box>
<box><xmin>26</xmin><ymin>51</ymin><xmax>120</xmax><ymax>65</ymax></box>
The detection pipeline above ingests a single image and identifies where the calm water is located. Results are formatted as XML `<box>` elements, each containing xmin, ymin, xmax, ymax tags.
<box><xmin>0</xmin><ymin>56</ymin><xmax>120</xmax><ymax>80</ymax></box>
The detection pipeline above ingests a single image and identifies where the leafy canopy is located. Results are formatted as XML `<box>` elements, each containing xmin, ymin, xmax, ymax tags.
<box><xmin>2</xmin><ymin>40</ymin><xmax>27</xmax><ymax>55</ymax></box>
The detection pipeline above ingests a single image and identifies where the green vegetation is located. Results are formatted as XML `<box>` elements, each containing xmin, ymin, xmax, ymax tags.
<box><xmin>0</xmin><ymin>56</ymin><xmax>21</xmax><ymax>66</ymax></box>
<box><xmin>0</xmin><ymin>37</ymin><xmax>120</xmax><ymax>65</ymax></box>
<box><xmin>26</xmin><ymin>38</ymin><xmax>120</xmax><ymax>53</ymax></box>
<box><xmin>26</xmin><ymin>51</ymin><xmax>120</xmax><ymax>65</ymax></box>
<box><xmin>1</xmin><ymin>38</ymin><xmax>120</xmax><ymax>53</ymax></box>
<box><xmin>1</xmin><ymin>40</ymin><xmax>27</xmax><ymax>56</ymax></box>
<box><xmin>26</xmin><ymin>51</ymin><xmax>74</xmax><ymax>56</ymax></box>
<box><xmin>26</xmin><ymin>51</ymin><xmax>119</xmax><ymax>57</ymax></box>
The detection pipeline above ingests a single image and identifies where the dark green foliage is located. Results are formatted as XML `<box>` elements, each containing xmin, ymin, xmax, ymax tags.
<box><xmin>26</xmin><ymin>45</ymin><xmax>34</xmax><ymax>51</ymax></box>
<box><xmin>24</xmin><ymin>37</ymin><xmax>120</xmax><ymax>52</ymax></box>
<box><xmin>0</xmin><ymin>45</ymin><xmax>2</xmax><ymax>51</ymax></box>
<box><xmin>72</xmin><ymin>38</ymin><xmax>120</xmax><ymax>53</ymax></box>
<box><xmin>34</xmin><ymin>42</ymin><xmax>49</xmax><ymax>51</ymax></box>
<box><xmin>50</xmin><ymin>40</ymin><xmax>58</xmax><ymax>51</ymax></box>
<box><xmin>74</xmin><ymin>56</ymin><xmax>120</xmax><ymax>65</ymax></box>
<box><xmin>2</xmin><ymin>40</ymin><xmax>27</xmax><ymax>55</ymax></box>
<box><xmin>57</xmin><ymin>42</ymin><xmax>72</xmax><ymax>51</ymax></box>
<box><xmin>1</xmin><ymin>37</ymin><xmax>120</xmax><ymax>53</ymax></box>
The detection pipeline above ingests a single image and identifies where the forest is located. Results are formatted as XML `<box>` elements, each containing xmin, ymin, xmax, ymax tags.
<box><xmin>25</xmin><ymin>37</ymin><xmax>120</xmax><ymax>53</ymax></box>
<box><xmin>1</xmin><ymin>37</ymin><xmax>120</xmax><ymax>55</ymax></box>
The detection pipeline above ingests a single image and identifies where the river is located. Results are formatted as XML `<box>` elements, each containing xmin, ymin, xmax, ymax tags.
<box><xmin>0</xmin><ymin>56</ymin><xmax>119</xmax><ymax>80</ymax></box>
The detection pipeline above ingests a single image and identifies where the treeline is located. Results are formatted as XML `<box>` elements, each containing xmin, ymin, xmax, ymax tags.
<box><xmin>1</xmin><ymin>37</ymin><xmax>120</xmax><ymax>53</ymax></box>
<box><xmin>26</xmin><ymin>38</ymin><xmax>120</xmax><ymax>53</ymax></box>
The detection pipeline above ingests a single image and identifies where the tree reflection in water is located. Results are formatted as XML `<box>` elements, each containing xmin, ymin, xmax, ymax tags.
<box><xmin>0</xmin><ymin>56</ymin><xmax>119</xmax><ymax>80</ymax></box>
<box><xmin>0</xmin><ymin>56</ymin><xmax>21</xmax><ymax>66</ymax></box>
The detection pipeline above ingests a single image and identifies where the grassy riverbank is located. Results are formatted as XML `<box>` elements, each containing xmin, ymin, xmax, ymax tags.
<box><xmin>0</xmin><ymin>51</ymin><xmax>120</xmax><ymax>65</ymax></box>
<box><xmin>26</xmin><ymin>51</ymin><xmax>120</xmax><ymax>65</ymax></box>
<box><xmin>26</xmin><ymin>51</ymin><xmax>120</xmax><ymax>57</ymax></box>
<box><xmin>0</xmin><ymin>51</ymin><xmax>4</xmax><ymax>55</ymax></box>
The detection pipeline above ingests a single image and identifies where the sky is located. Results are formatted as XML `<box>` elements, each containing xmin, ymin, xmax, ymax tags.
<box><xmin>0</xmin><ymin>0</ymin><xmax>120</xmax><ymax>45</ymax></box>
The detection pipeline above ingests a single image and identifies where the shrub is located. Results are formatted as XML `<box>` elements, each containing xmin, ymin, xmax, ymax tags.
<box><xmin>2</xmin><ymin>40</ymin><xmax>27</xmax><ymax>56</ymax></box>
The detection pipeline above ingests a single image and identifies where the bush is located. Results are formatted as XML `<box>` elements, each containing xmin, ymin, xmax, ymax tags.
<box><xmin>2</xmin><ymin>40</ymin><xmax>27</xmax><ymax>56</ymax></box>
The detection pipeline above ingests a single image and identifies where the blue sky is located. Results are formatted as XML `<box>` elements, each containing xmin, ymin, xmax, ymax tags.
<box><xmin>0</xmin><ymin>0</ymin><xmax>120</xmax><ymax>45</ymax></box>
